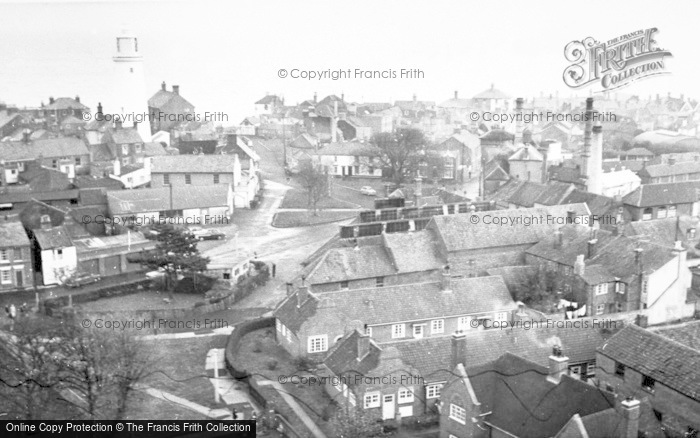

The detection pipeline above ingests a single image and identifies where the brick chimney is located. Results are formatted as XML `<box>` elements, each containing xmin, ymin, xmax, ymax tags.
<box><xmin>620</xmin><ymin>398</ymin><xmax>640</xmax><ymax>438</ymax></box>
<box><xmin>97</xmin><ymin>102</ymin><xmax>103</xmax><ymax>115</ymax></box>
<box><xmin>296</xmin><ymin>286</ymin><xmax>309</xmax><ymax>308</ymax></box>
<box><xmin>546</xmin><ymin>345</ymin><xmax>569</xmax><ymax>384</ymax></box>
<box><xmin>587</xmin><ymin>238</ymin><xmax>598</xmax><ymax>259</ymax></box>
<box><xmin>554</xmin><ymin>229</ymin><xmax>563</xmax><ymax>249</ymax></box>
<box><xmin>581</xmin><ymin>98</ymin><xmax>594</xmax><ymax>180</ymax></box>
<box><xmin>357</xmin><ymin>334</ymin><xmax>370</xmax><ymax>361</ymax></box>
<box><xmin>454</xmin><ymin>90</ymin><xmax>458</xmax><ymax>99</ymax></box>
<box><xmin>587</xmin><ymin>125</ymin><xmax>604</xmax><ymax>195</ymax></box>
<box><xmin>441</xmin><ymin>265</ymin><xmax>452</xmax><ymax>292</ymax></box>
<box><xmin>451</xmin><ymin>332</ymin><xmax>467</xmax><ymax>368</ymax></box>
<box><xmin>574</xmin><ymin>254</ymin><xmax>585</xmax><ymax>276</ymax></box>
<box><xmin>161</xmin><ymin>81</ymin><xmax>166</xmax><ymax>91</ymax></box>
<box><xmin>285</xmin><ymin>282</ymin><xmax>293</xmax><ymax>296</ymax></box>
<box><xmin>514</xmin><ymin>98</ymin><xmax>524</xmax><ymax>145</ymax></box>
<box><xmin>75</xmin><ymin>95</ymin><xmax>80</xmax><ymax>103</ymax></box>
<box><xmin>313</xmin><ymin>92</ymin><xmax>317</xmax><ymax>103</ymax></box>
<box><xmin>49</xmin><ymin>97</ymin><xmax>55</xmax><ymax>105</ymax></box>
<box><xmin>172</xmin><ymin>85</ymin><xmax>179</xmax><ymax>95</ymax></box>
<box><xmin>22</xmin><ymin>129</ymin><xmax>31</xmax><ymax>144</ymax></box>
<box><xmin>567</xmin><ymin>210</ymin><xmax>576</xmax><ymax>224</ymax></box>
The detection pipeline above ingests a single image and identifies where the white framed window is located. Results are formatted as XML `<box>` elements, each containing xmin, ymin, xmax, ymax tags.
<box><xmin>457</xmin><ymin>317</ymin><xmax>470</xmax><ymax>332</ymax></box>
<box><xmin>431</xmin><ymin>319</ymin><xmax>444</xmax><ymax>334</ymax></box>
<box><xmin>307</xmin><ymin>335</ymin><xmax>328</xmax><ymax>353</ymax></box>
<box><xmin>494</xmin><ymin>312</ymin><xmax>508</xmax><ymax>322</ymax></box>
<box><xmin>413</xmin><ymin>324</ymin><xmax>424</xmax><ymax>339</ymax></box>
<box><xmin>365</xmin><ymin>326</ymin><xmax>372</xmax><ymax>337</ymax></box>
<box><xmin>340</xmin><ymin>281</ymin><xmax>349</xmax><ymax>290</ymax></box>
<box><xmin>657</xmin><ymin>207</ymin><xmax>667</xmax><ymax>219</ymax></box>
<box><xmin>121</xmin><ymin>144</ymin><xmax>129</xmax><ymax>155</ymax></box>
<box><xmin>615</xmin><ymin>282</ymin><xmax>625</xmax><ymax>294</ymax></box>
<box><xmin>376</xmin><ymin>277</ymin><xmax>384</xmax><ymax>287</ymax></box>
<box><xmin>398</xmin><ymin>387</ymin><xmax>414</xmax><ymax>404</ymax></box>
<box><xmin>276</xmin><ymin>319</ymin><xmax>281</xmax><ymax>331</ymax></box>
<box><xmin>364</xmin><ymin>391</ymin><xmax>380</xmax><ymax>409</ymax></box>
<box><xmin>569</xmin><ymin>365</ymin><xmax>582</xmax><ymax>375</ymax></box>
<box><xmin>392</xmin><ymin>324</ymin><xmax>405</xmax><ymax>339</ymax></box>
<box><xmin>668</xmin><ymin>205</ymin><xmax>677</xmax><ymax>218</ymax></box>
<box><xmin>595</xmin><ymin>283</ymin><xmax>608</xmax><ymax>295</ymax></box>
<box><xmin>286</xmin><ymin>330</ymin><xmax>292</xmax><ymax>343</ymax></box>
<box><xmin>0</xmin><ymin>249</ymin><xmax>8</xmax><ymax>261</ymax></box>
<box><xmin>0</xmin><ymin>270</ymin><xmax>11</xmax><ymax>285</ymax></box>
<box><xmin>596</xmin><ymin>304</ymin><xmax>605</xmax><ymax>315</ymax></box>
<box><xmin>426</xmin><ymin>383</ymin><xmax>443</xmax><ymax>399</ymax></box>
<box><xmin>586</xmin><ymin>362</ymin><xmax>596</xmax><ymax>376</ymax></box>
<box><xmin>449</xmin><ymin>403</ymin><xmax>466</xmax><ymax>424</ymax></box>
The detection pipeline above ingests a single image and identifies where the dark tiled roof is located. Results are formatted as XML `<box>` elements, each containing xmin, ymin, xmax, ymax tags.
<box><xmin>598</xmin><ymin>324</ymin><xmax>700</xmax><ymax>401</ymax></box>
<box><xmin>622</xmin><ymin>147</ymin><xmax>654</xmax><ymax>156</ymax></box>
<box><xmin>383</xmin><ymin>230</ymin><xmax>444</xmax><ymax>273</ymax></box>
<box><xmin>314</xmin><ymin>142</ymin><xmax>380</xmax><ymax>157</ymax></box>
<box><xmin>171</xmin><ymin>185</ymin><xmax>230</xmax><ymax>210</ymax></box>
<box><xmin>509</xmin><ymin>145</ymin><xmax>543</xmax><ymax>161</ymax></box>
<box><xmin>579</xmin><ymin>398</ymin><xmax>665</xmax><ymax>438</ymax></box>
<box><xmin>304</xmin><ymin>245</ymin><xmax>396</xmax><ymax>284</ymax></box>
<box><xmin>74</xmin><ymin>176</ymin><xmax>124</xmax><ymax>190</ymax></box>
<box><xmin>533</xmin><ymin>183</ymin><xmax>576</xmax><ymax>206</ymax></box>
<box><xmin>622</xmin><ymin>181</ymin><xmax>700</xmax><ymax>207</ymax></box>
<box><xmin>639</xmin><ymin>161</ymin><xmax>700</xmax><ymax>178</ymax></box>
<box><xmin>151</xmin><ymin>154</ymin><xmax>237</xmax><ymax>173</ymax></box>
<box><xmin>430</xmin><ymin>204</ymin><xmax>590</xmax><ymax>252</ymax></box>
<box><xmin>480</xmin><ymin>129</ymin><xmax>514</xmax><ymax>142</ymax></box>
<box><xmin>143</xmin><ymin>142</ymin><xmax>167</xmax><ymax>156</ymax></box>
<box><xmin>110</xmin><ymin>128</ymin><xmax>143</xmax><ymax>144</ymax></box>
<box><xmin>0</xmin><ymin>221</ymin><xmax>30</xmax><ymax>247</ymax></box>
<box><xmin>20</xmin><ymin>167</ymin><xmax>73</xmax><ymax>191</ymax></box>
<box><xmin>484</xmin><ymin>160</ymin><xmax>510</xmax><ymax>181</ymax></box>
<box><xmin>273</xmin><ymin>292</ymin><xmax>319</xmax><ymax>333</ymax></box>
<box><xmin>255</xmin><ymin>95</ymin><xmax>282</xmax><ymax>105</ymax></box>
<box><xmin>45</xmin><ymin>97</ymin><xmax>88</xmax><ymax>111</ymax></box>
<box><xmin>526</xmin><ymin>225</ymin><xmax>615</xmax><ymax>267</ymax></box>
<box><xmin>323</xmin><ymin>330</ymin><xmax>382</xmax><ymax>378</ymax></box>
<box><xmin>486</xmin><ymin>265</ymin><xmax>538</xmax><ymax>293</ymax></box>
<box><xmin>560</xmin><ymin>190</ymin><xmax>616</xmax><ymax>217</ymax></box>
<box><xmin>602</xmin><ymin>160</ymin><xmax>645</xmax><ymax>173</ymax></box>
<box><xmin>34</xmin><ymin>225</ymin><xmax>72</xmax><ymax>249</ymax></box>
<box><xmin>548</xmin><ymin>165</ymin><xmax>585</xmax><ymax>185</ymax></box>
<box><xmin>107</xmin><ymin>187</ymin><xmax>171</xmax><ymax>215</ymax></box>
<box><xmin>651</xmin><ymin>320</ymin><xmax>700</xmax><ymax>350</ymax></box>
<box><xmin>0</xmin><ymin>137</ymin><xmax>88</xmax><ymax>161</ymax></box>
<box><xmin>89</xmin><ymin>143</ymin><xmax>114</xmax><ymax>161</ymax></box>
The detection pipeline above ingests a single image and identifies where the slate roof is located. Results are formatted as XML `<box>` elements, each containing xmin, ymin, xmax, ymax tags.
<box><xmin>110</xmin><ymin>128</ymin><xmax>143</xmax><ymax>144</ymax></box>
<box><xmin>107</xmin><ymin>187</ymin><xmax>171</xmax><ymax>215</ymax></box>
<box><xmin>598</xmin><ymin>324</ymin><xmax>700</xmax><ymax>401</ymax></box>
<box><xmin>290</xmin><ymin>134</ymin><xmax>318</xmax><ymax>150</ymax></box>
<box><xmin>560</xmin><ymin>190</ymin><xmax>616</xmax><ymax>217</ymax></box>
<box><xmin>74</xmin><ymin>176</ymin><xmax>124</xmax><ymax>190</ymax></box>
<box><xmin>274</xmin><ymin>291</ymin><xmax>319</xmax><ymax>333</ymax></box>
<box><xmin>255</xmin><ymin>95</ymin><xmax>282</xmax><ymax>105</ymax></box>
<box><xmin>484</xmin><ymin>160</ymin><xmax>510</xmax><ymax>181</ymax></box>
<box><xmin>304</xmin><ymin>245</ymin><xmax>396</xmax><ymax>284</ymax></box>
<box><xmin>0</xmin><ymin>110</ymin><xmax>22</xmax><ymax>129</ymax></box>
<box><xmin>640</xmin><ymin>161</ymin><xmax>700</xmax><ymax>178</ymax></box>
<box><xmin>148</xmin><ymin>89</ymin><xmax>194</xmax><ymax>110</ymax></box>
<box><xmin>382</xmin><ymin>230</ymin><xmax>444</xmax><ymax>273</ymax></box>
<box><xmin>509</xmin><ymin>145</ymin><xmax>544</xmax><ymax>161</ymax></box>
<box><xmin>651</xmin><ymin>320</ymin><xmax>700</xmax><ymax>351</ymax></box>
<box><xmin>577</xmin><ymin>399</ymin><xmax>665</xmax><ymax>438</ymax></box>
<box><xmin>173</xmin><ymin>185</ymin><xmax>229</xmax><ymax>210</ymax></box>
<box><xmin>20</xmin><ymin>167</ymin><xmax>73</xmax><ymax>191</ymax></box>
<box><xmin>429</xmin><ymin>203</ymin><xmax>590</xmax><ymax>252</ymax></box>
<box><xmin>480</xmin><ymin>129</ymin><xmax>514</xmax><ymax>142</ymax></box>
<box><xmin>0</xmin><ymin>221</ymin><xmax>31</xmax><ymax>247</ymax></box>
<box><xmin>486</xmin><ymin>266</ymin><xmax>538</xmax><ymax>293</ymax></box>
<box><xmin>0</xmin><ymin>137</ymin><xmax>89</xmax><ymax>161</ymax></box>
<box><xmin>34</xmin><ymin>225</ymin><xmax>73</xmax><ymax>249</ymax></box>
<box><xmin>143</xmin><ymin>142</ymin><xmax>167</xmax><ymax>156</ymax></box>
<box><xmin>151</xmin><ymin>154</ymin><xmax>237</xmax><ymax>173</ymax></box>
<box><xmin>622</xmin><ymin>147</ymin><xmax>654</xmax><ymax>156</ymax></box>
<box><xmin>323</xmin><ymin>330</ymin><xmax>383</xmax><ymax>378</ymax></box>
<box><xmin>622</xmin><ymin>181</ymin><xmax>700</xmax><ymax>207</ymax></box>
<box><xmin>45</xmin><ymin>97</ymin><xmax>88</xmax><ymax>111</ymax></box>
<box><xmin>473</xmin><ymin>86</ymin><xmax>510</xmax><ymax>100</ymax></box>
<box><xmin>533</xmin><ymin>183</ymin><xmax>576</xmax><ymax>206</ymax></box>
<box><xmin>314</xmin><ymin>142</ymin><xmax>380</xmax><ymax>157</ymax></box>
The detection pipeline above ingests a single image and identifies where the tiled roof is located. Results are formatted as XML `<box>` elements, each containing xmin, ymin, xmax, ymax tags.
<box><xmin>34</xmin><ymin>225</ymin><xmax>73</xmax><ymax>249</ymax></box>
<box><xmin>20</xmin><ymin>167</ymin><xmax>73</xmax><ymax>191</ymax></box>
<box><xmin>107</xmin><ymin>187</ymin><xmax>171</xmax><ymax>215</ymax></box>
<box><xmin>290</xmin><ymin>134</ymin><xmax>318</xmax><ymax>150</ymax></box>
<box><xmin>109</xmin><ymin>128</ymin><xmax>143</xmax><ymax>144</ymax></box>
<box><xmin>560</xmin><ymin>190</ymin><xmax>616</xmax><ymax>217</ymax></box>
<box><xmin>74</xmin><ymin>176</ymin><xmax>124</xmax><ymax>190</ymax></box>
<box><xmin>480</xmin><ymin>129</ymin><xmax>514</xmax><ymax>142</ymax></box>
<box><xmin>323</xmin><ymin>330</ymin><xmax>383</xmax><ymax>378</ymax></box>
<box><xmin>600</xmin><ymin>168</ymin><xmax>641</xmax><ymax>189</ymax></box>
<box><xmin>45</xmin><ymin>97</ymin><xmax>88</xmax><ymax>111</ymax></box>
<box><xmin>273</xmin><ymin>291</ymin><xmax>319</xmax><ymax>333</ymax></box>
<box><xmin>622</xmin><ymin>147</ymin><xmax>654</xmax><ymax>156</ymax></box>
<box><xmin>601</xmin><ymin>160</ymin><xmax>645</xmax><ymax>173</ymax></box>
<box><xmin>304</xmin><ymin>245</ymin><xmax>396</xmax><ymax>284</ymax></box>
<box><xmin>314</xmin><ymin>142</ymin><xmax>380</xmax><ymax>157</ymax></box>
<box><xmin>548</xmin><ymin>165</ymin><xmax>585</xmax><ymax>185</ymax></box>
<box><xmin>639</xmin><ymin>161</ymin><xmax>700</xmax><ymax>178</ymax></box>
<box><xmin>533</xmin><ymin>183</ymin><xmax>576</xmax><ymax>206</ymax></box>
<box><xmin>172</xmin><ymin>185</ymin><xmax>230</xmax><ymax>210</ymax></box>
<box><xmin>509</xmin><ymin>145</ymin><xmax>544</xmax><ymax>161</ymax></box>
<box><xmin>473</xmin><ymin>86</ymin><xmax>510</xmax><ymax>100</ymax></box>
<box><xmin>0</xmin><ymin>110</ymin><xmax>22</xmax><ymax>129</ymax></box>
<box><xmin>486</xmin><ymin>265</ymin><xmax>538</xmax><ymax>293</ymax></box>
<box><xmin>143</xmin><ymin>142</ymin><xmax>167</xmax><ymax>156</ymax></box>
<box><xmin>151</xmin><ymin>154</ymin><xmax>237</xmax><ymax>173</ymax></box>
<box><xmin>526</xmin><ymin>225</ymin><xmax>615</xmax><ymax>267</ymax></box>
<box><xmin>0</xmin><ymin>221</ymin><xmax>30</xmax><ymax>247</ymax></box>
<box><xmin>382</xmin><ymin>230</ymin><xmax>444</xmax><ymax>273</ymax></box>
<box><xmin>0</xmin><ymin>137</ymin><xmax>88</xmax><ymax>161</ymax></box>
<box><xmin>578</xmin><ymin>399</ymin><xmax>665</xmax><ymax>438</ymax></box>
<box><xmin>255</xmin><ymin>95</ymin><xmax>282</xmax><ymax>105</ymax></box>
<box><xmin>484</xmin><ymin>161</ymin><xmax>510</xmax><ymax>181</ymax></box>
<box><xmin>429</xmin><ymin>203</ymin><xmax>590</xmax><ymax>252</ymax></box>
<box><xmin>598</xmin><ymin>324</ymin><xmax>700</xmax><ymax>401</ymax></box>
<box><xmin>622</xmin><ymin>181</ymin><xmax>700</xmax><ymax>207</ymax></box>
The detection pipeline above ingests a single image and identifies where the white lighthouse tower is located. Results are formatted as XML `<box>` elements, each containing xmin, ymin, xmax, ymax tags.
<box><xmin>112</xmin><ymin>28</ymin><xmax>152</xmax><ymax>141</ymax></box>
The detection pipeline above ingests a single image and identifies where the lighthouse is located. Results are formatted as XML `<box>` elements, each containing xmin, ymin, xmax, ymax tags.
<box><xmin>112</xmin><ymin>28</ymin><xmax>152</xmax><ymax>141</ymax></box>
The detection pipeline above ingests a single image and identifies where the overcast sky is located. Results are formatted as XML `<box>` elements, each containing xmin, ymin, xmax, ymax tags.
<box><xmin>0</xmin><ymin>0</ymin><xmax>697</xmax><ymax>122</ymax></box>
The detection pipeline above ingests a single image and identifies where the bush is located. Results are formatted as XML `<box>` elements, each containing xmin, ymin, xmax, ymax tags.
<box><xmin>194</xmin><ymin>301</ymin><xmax>206</xmax><ymax>308</ymax></box>
<box><xmin>265</xmin><ymin>359</ymin><xmax>278</xmax><ymax>371</ymax></box>
<box><xmin>252</xmin><ymin>339</ymin><xmax>263</xmax><ymax>353</ymax></box>
<box><xmin>292</xmin><ymin>356</ymin><xmax>315</xmax><ymax>372</ymax></box>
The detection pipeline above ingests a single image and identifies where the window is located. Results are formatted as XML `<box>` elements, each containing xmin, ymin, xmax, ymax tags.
<box><xmin>596</xmin><ymin>304</ymin><xmax>605</xmax><ymax>315</ymax></box>
<box><xmin>213</xmin><ymin>174</ymin><xmax>220</xmax><ymax>184</ymax></box>
<box><xmin>616</xmin><ymin>302</ymin><xmax>624</xmax><ymax>313</ymax></box>
<box><xmin>75</xmin><ymin>157</ymin><xmax>81</xmax><ymax>166</ymax></box>
<box><xmin>55</xmin><ymin>249</ymin><xmax>63</xmax><ymax>260</ymax></box>
<box><xmin>595</xmin><ymin>283</ymin><xmax>608</xmax><ymax>295</ymax></box>
<box><xmin>642</xmin><ymin>375</ymin><xmax>655</xmax><ymax>392</ymax></box>
<box><xmin>443</xmin><ymin>158</ymin><xmax>455</xmax><ymax>179</ymax></box>
<box><xmin>307</xmin><ymin>335</ymin><xmax>328</xmax><ymax>353</ymax></box>
<box><xmin>615</xmin><ymin>362</ymin><xmax>625</xmax><ymax>377</ymax></box>
<box><xmin>431</xmin><ymin>319</ymin><xmax>444</xmax><ymax>334</ymax></box>
<box><xmin>688</xmin><ymin>228</ymin><xmax>697</xmax><ymax>239</ymax></box>
<box><xmin>586</xmin><ymin>362</ymin><xmax>596</xmax><ymax>376</ymax></box>
<box><xmin>223</xmin><ymin>273</ymin><xmax>230</xmax><ymax>280</ymax></box>
<box><xmin>657</xmin><ymin>206</ymin><xmax>667</xmax><ymax>219</ymax></box>
<box><xmin>185</xmin><ymin>174</ymin><xmax>192</xmax><ymax>184</ymax></box>
<box><xmin>392</xmin><ymin>324</ymin><xmax>405</xmax><ymax>339</ymax></box>
<box><xmin>494</xmin><ymin>312</ymin><xmax>508</xmax><ymax>322</ymax></box>
<box><xmin>340</xmin><ymin>281</ymin><xmax>349</xmax><ymax>290</ymax></box>
<box><xmin>615</xmin><ymin>282</ymin><xmax>625</xmax><ymax>294</ymax></box>
<box><xmin>426</xmin><ymin>383</ymin><xmax>443</xmax><ymax>399</ymax></box>
<box><xmin>365</xmin><ymin>326</ymin><xmax>372</xmax><ymax>337</ymax></box>
<box><xmin>52</xmin><ymin>160</ymin><xmax>57</xmax><ymax>168</ymax></box>
<box><xmin>0</xmin><ymin>249</ymin><xmax>8</xmax><ymax>261</ymax></box>
<box><xmin>364</xmin><ymin>392</ymin><xmax>380</xmax><ymax>409</ymax></box>
<box><xmin>348</xmin><ymin>392</ymin><xmax>356</xmax><ymax>406</ymax></box>
<box><xmin>569</xmin><ymin>365</ymin><xmax>582</xmax><ymax>375</ymax></box>
<box><xmin>135</xmin><ymin>143</ymin><xmax>142</xmax><ymax>153</ymax></box>
<box><xmin>457</xmin><ymin>317</ymin><xmax>470</xmax><ymax>332</ymax></box>
<box><xmin>449</xmin><ymin>403</ymin><xmax>466</xmax><ymax>424</ymax></box>
<box><xmin>0</xmin><ymin>270</ymin><xmax>11</xmax><ymax>285</ymax></box>
<box><xmin>398</xmin><ymin>387</ymin><xmax>414</xmax><ymax>404</ymax></box>
<box><xmin>122</xmin><ymin>144</ymin><xmax>129</xmax><ymax>155</ymax></box>
<box><xmin>413</xmin><ymin>324</ymin><xmax>424</xmax><ymax>338</ymax></box>
<box><xmin>376</xmin><ymin>277</ymin><xmax>384</xmax><ymax>287</ymax></box>
<box><xmin>668</xmin><ymin>205</ymin><xmax>677</xmax><ymax>218</ymax></box>
<box><xmin>163</xmin><ymin>174</ymin><xmax>170</xmax><ymax>185</ymax></box>
<box><xmin>642</xmin><ymin>208</ymin><xmax>653</xmax><ymax>220</ymax></box>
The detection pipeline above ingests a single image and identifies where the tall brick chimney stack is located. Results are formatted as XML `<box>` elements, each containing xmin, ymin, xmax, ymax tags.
<box><xmin>581</xmin><ymin>98</ymin><xmax>594</xmax><ymax>180</ymax></box>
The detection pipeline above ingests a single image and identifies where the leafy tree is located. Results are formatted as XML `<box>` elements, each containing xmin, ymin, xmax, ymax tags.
<box><xmin>298</xmin><ymin>160</ymin><xmax>329</xmax><ymax>216</ymax></box>
<box><xmin>330</xmin><ymin>404</ymin><xmax>385</xmax><ymax>438</ymax></box>
<box><xmin>129</xmin><ymin>224</ymin><xmax>209</xmax><ymax>298</ymax></box>
<box><xmin>371</xmin><ymin>128</ymin><xmax>427</xmax><ymax>185</ymax></box>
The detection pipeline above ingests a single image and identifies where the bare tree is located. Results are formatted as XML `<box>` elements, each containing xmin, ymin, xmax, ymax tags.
<box><xmin>371</xmin><ymin>128</ymin><xmax>427</xmax><ymax>185</ymax></box>
<box><xmin>298</xmin><ymin>160</ymin><xmax>329</xmax><ymax>216</ymax></box>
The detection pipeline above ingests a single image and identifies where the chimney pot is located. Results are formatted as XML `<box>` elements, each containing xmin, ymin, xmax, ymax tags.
<box><xmin>161</xmin><ymin>81</ymin><xmax>166</xmax><ymax>91</ymax></box>
<box><xmin>441</xmin><ymin>265</ymin><xmax>452</xmax><ymax>292</ymax></box>
<box><xmin>454</xmin><ymin>90</ymin><xmax>458</xmax><ymax>99</ymax></box>
<box><xmin>75</xmin><ymin>95</ymin><xmax>80</xmax><ymax>103</ymax></box>
<box><xmin>547</xmin><ymin>348</ymin><xmax>570</xmax><ymax>384</ymax></box>
<box><xmin>49</xmin><ymin>97</ymin><xmax>55</xmax><ymax>105</ymax></box>
<box><xmin>97</xmin><ymin>102</ymin><xmax>103</xmax><ymax>115</ymax></box>
<box><xmin>172</xmin><ymin>85</ymin><xmax>179</xmax><ymax>95</ymax></box>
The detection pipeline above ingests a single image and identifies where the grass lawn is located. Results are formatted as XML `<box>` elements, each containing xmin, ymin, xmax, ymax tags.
<box><xmin>143</xmin><ymin>335</ymin><xmax>229</xmax><ymax>412</ymax></box>
<box><xmin>272</xmin><ymin>211</ymin><xmax>355</xmax><ymax>228</ymax></box>
<box><xmin>125</xmin><ymin>390</ymin><xmax>210</xmax><ymax>420</ymax></box>
<box><xmin>76</xmin><ymin>291</ymin><xmax>202</xmax><ymax>312</ymax></box>
<box><xmin>280</xmin><ymin>189</ymin><xmax>360</xmax><ymax>209</ymax></box>
<box><xmin>236</xmin><ymin>329</ymin><xmax>333</xmax><ymax>432</ymax></box>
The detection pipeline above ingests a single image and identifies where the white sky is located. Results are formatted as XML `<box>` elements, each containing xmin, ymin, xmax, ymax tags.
<box><xmin>0</xmin><ymin>0</ymin><xmax>698</xmax><ymax>122</ymax></box>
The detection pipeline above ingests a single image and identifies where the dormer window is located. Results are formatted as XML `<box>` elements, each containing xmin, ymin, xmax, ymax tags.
<box><xmin>642</xmin><ymin>375</ymin><xmax>655</xmax><ymax>393</ymax></box>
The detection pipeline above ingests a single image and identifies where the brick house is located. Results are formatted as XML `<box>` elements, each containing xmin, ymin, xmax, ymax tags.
<box><xmin>508</xmin><ymin>144</ymin><xmax>545</xmax><ymax>183</ymax></box>
<box><xmin>0</xmin><ymin>136</ymin><xmax>90</xmax><ymax>179</ymax></box>
<box><xmin>151</xmin><ymin>154</ymin><xmax>239</xmax><ymax>189</ymax></box>
<box><xmin>0</xmin><ymin>220</ymin><xmax>33</xmax><ymax>292</ymax></box>
<box><xmin>637</xmin><ymin>160</ymin><xmax>700</xmax><ymax>184</ymax></box>
<box><xmin>103</xmin><ymin>125</ymin><xmax>146</xmax><ymax>168</ymax></box>
<box><xmin>437</xmin><ymin>132</ymin><xmax>482</xmax><ymax>182</ymax></box>
<box><xmin>273</xmin><ymin>274</ymin><xmax>518</xmax><ymax>360</ymax></box>
<box><xmin>596</xmin><ymin>324</ymin><xmax>700</xmax><ymax>436</ymax></box>
<box><xmin>32</xmin><ymin>224</ymin><xmax>77</xmax><ymax>286</ymax></box>
<box><xmin>525</xmin><ymin>225</ymin><xmax>695</xmax><ymax>324</ymax></box>
<box><xmin>622</xmin><ymin>181</ymin><xmax>700</xmax><ymax>221</ymax></box>
<box><xmin>313</xmin><ymin>142</ymin><xmax>383</xmax><ymax>178</ymax></box>
<box><xmin>148</xmin><ymin>83</ymin><xmax>195</xmax><ymax>134</ymax></box>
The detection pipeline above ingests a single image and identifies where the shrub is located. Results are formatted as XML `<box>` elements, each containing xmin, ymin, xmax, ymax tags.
<box><xmin>265</xmin><ymin>359</ymin><xmax>278</xmax><ymax>371</ymax></box>
<box><xmin>292</xmin><ymin>356</ymin><xmax>315</xmax><ymax>372</ymax></box>
<box><xmin>252</xmin><ymin>339</ymin><xmax>263</xmax><ymax>353</ymax></box>
<box><xmin>194</xmin><ymin>301</ymin><xmax>206</xmax><ymax>308</ymax></box>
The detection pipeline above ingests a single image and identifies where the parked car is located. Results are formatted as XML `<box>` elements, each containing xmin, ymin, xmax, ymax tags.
<box><xmin>187</xmin><ymin>227</ymin><xmax>226</xmax><ymax>241</ymax></box>
<box><xmin>360</xmin><ymin>186</ymin><xmax>377</xmax><ymax>196</ymax></box>
<box><xmin>64</xmin><ymin>273</ymin><xmax>101</xmax><ymax>288</ymax></box>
